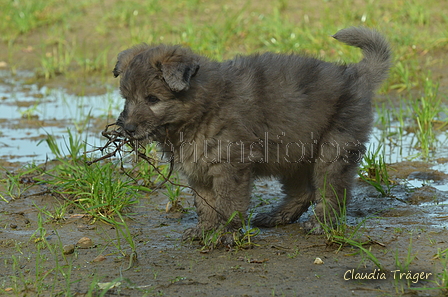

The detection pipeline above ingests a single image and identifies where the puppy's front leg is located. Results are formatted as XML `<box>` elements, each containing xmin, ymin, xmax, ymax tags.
<box><xmin>183</xmin><ymin>164</ymin><xmax>252</xmax><ymax>245</ymax></box>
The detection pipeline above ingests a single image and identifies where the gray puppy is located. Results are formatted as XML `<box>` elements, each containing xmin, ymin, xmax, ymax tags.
<box><xmin>113</xmin><ymin>27</ymin><xmax>391</xmax><ymax>244</ymax></box>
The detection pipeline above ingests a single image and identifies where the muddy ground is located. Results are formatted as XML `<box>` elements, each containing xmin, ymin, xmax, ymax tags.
<box><xmin>0</xmin><ymin>160</ymin><xmax>447</xmax><ymax>296</ymax></box>
<box><xmin>0</xmin><ymin>0</ymin><xmax>448</xmax><ymax>295</ymax></box>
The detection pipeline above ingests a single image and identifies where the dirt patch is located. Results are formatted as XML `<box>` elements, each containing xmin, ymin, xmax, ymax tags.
<box><xmin>0</xmin><ymin>162</ymin><xmax>447</xmax><ymax>296</ymax></box>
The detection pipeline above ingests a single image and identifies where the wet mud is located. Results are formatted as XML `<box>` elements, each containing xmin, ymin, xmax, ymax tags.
<box><xmin>0</xmin><ymin>164</ymin><xmax>447</xmax><ymax>296</ymax></box>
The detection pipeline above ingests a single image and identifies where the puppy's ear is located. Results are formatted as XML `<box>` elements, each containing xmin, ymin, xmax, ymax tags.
<box><xmin>160</xmin><ymin>53</ymin><xmax>200</xmax><ymax>92</ymax></box>
<box><xmin>113</xmin><ymin>44</ymin><xmax>149</xmax><ymax>78</ymax></box>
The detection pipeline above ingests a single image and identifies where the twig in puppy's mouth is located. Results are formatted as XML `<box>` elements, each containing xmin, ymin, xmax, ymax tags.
<box><xmin>86</xmin><ymin>125</ymin><xmax>235</xmax><ymax>247</ymax></box>
<box><xmin>85</xmin><ymin>123</ymin><xmax>227</xmax><ymax>221</ymax></box>
<box><xmin>84</xmin><ymin>123</ymin><xmax>129</xmax><ymax>165</ymax></box>
<box><xmin>85</xmin><ymin>123</ymin><xmax>170</xmax><ymax>186</ymax></box>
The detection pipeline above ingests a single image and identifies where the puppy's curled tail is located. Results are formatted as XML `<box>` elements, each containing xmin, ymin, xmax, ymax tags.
<box><xmin>333</xmin><ymin>27</ymin><xmax>391</xmax><ymax>88</ymax></box>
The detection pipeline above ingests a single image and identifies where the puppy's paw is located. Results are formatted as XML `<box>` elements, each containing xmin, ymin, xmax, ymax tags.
<box><xmin>183</xmin><ymin>225</ymin><xmax>239</xmax><ymax>247</ymax></box>
<box><xmin>182</xmin><ymin>226</ymin><xmax>203</xmax><ymax>242</ymax></box>
<box><xmin>251</xmin><ymin>213</ymin><xmax>276</xmax><ymax>227</ymax></box>
<box><xmin>218</xmin><ymin>232</ymin><xmax>236</xmax><ymax>247</ymax></box>
<box><xmin>252</xmin><ymin>213</ymin><xmax>289</xmax><ymax>228</ymax></box>
<box><xmin>252</xmin><ymin>211</ymin><xmax>297</xmax><ymax>228</ymax></box>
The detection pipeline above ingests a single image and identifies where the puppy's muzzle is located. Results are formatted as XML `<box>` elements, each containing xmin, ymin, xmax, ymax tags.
<box><xmin>116</xmin><ymin>116</ymin><xmax>137</xmax><ymax>139</ymax></box>
<box><xmin>122</xmin><ymin>123</ymin><xmax>137</xmax><ymax>136</ymax></box>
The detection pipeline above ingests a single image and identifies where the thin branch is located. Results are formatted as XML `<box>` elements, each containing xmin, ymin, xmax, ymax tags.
<box><xmin>85</xmin><ymin>123</ymin><xmax>226</xmax><ymax>221</ymax></box>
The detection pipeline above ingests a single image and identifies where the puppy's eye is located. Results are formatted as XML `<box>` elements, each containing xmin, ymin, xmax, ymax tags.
<box><xmin>146</xmin><ymin>95</ymin><xmax>160</xmax><ymax>103</ymax></box>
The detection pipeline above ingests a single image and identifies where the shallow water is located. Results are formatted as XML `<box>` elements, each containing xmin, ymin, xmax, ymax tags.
<box><xmin>0</xmin><ymin>71</ymin><xmax>121</xmax><ymax>163</ymax></box>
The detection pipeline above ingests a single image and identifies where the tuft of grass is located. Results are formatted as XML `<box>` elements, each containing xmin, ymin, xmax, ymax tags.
<box><xmin>359</xmin><ymin>144</ymin><xmax>394</xmax><ymax>196</ymax></box>
<box><xmin>393</xmin><ymin>235</ymin><xmax>418</xmax><ymax>293</ymax></box>
<box><xmin>200</xmin><ymin>211</ymin><xmax>260</xmax><ymax>251</ymax></box>
<box><xmin>39</xmin><ymin>128</ymin><xmax>86</xmax><ymax>162</ymax></box>
<box><xmin>409</xmin><ymin>76</ymin><xmax>445</xmax><ymax>158</ymax></box>
<box><xmin>108</xmin><ymin>212</ymin><xmax>138</xmax><ymax>271</ymax></box>
<box><xmin>46</xmin><ymin>161</ymin><xmax>144</xmax><ymax>221</ymax></box>
<box><xmin>32</xmin><ymin>200</ymin><xmax>69</xmax><ymax>223</ymax></box>
<box><xmin>314</xmin><ymin>182</ymin><xmax>383</xmax><ymax>269</ymax></box>
<box><xmin>40</xmin><ymin>128</ymin><xmax>148</xmax><ymax>222</ymax></box>
<box><xmin>434</xmin><ymin>248</ymin><xmax>448</xmax><ymax>291</ymax></box>
<box><xmin>164</xmin><ymin>181</ymin><xmax>185</xmax><ymax>212</ymax></box>
<box><xmin>0</xmin><ymin>163</ymin><xmax>42</xmax><ymax>200</ymax></box>
<box><xmin>38</xmin><ymin>38</ymin><xmax>77</xmax><ymax>79</ymax></box>
<box><xmin>232</xmin><ymin>212</ymin><xmax>260</xmax><ymax>250</ymax></box>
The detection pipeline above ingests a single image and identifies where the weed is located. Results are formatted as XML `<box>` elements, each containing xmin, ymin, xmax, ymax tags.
<box><xmin>410</xmin><ymin>76</ymin><xmax>444</xmax><ymax>158</ymax></box>
<box><xmin>359</xmin><ymin>144</ymin><xmax>394</xmax><ymax>196</ymax></box>
<box><xmin>163</xmin><ymin>181</ymin><xmax>184</xmax><ymax>213</ymax></box>
<box><xmin>110</xmin><ymin>212</ymin><xmax>138</xmax><ymax>271</ymax></box>
<box><xmin>314</xmin><ymin>182</ymin><xmax>349</xmax><ymax>240</ymax></box>
<box><xmin>33</xmin><ymin>200</ymin><xmax>69</xmax><ymax>223</ymax></box>
<box><xmin>393</xmin><ymin>235</ymin><xmax>418</xmax><ymax>292</ymax></box>
<box><xmin>389</xmin><ymin>61</ymin><xmax>416</xmax><ymax>92</ymax></box>
<box><xmin>0</xmin><ymin>164</ymin><xmax>41</xmax><ymax>200</ymax></box>
<box><xmin>47</xmin><ymin>161</ymin><xmax>144</xmax><ymax>221</ymax></box>
<box><xmin>19</xmin><ymin>100</ymin><xmax>41</xmax><ymax>120</ymax></box>
<box><xmin>232</xmin><ymin>212</ymin><xmax>260</xmax><ymax>250</ymax></box>
<box><xmin>200</xmin><ymin>211</ymin><xmax>260</xmax><ymax>251</ymax></box>
<box><xmin>39</xmin><ymin>38</ymin><xmax>77</xmax><ymax>79</ymax></box>
<box><xmin>40</xmin><ymin>128</ymin><xmax>87</xmax><ymax>162</ymax></box>
<box><xmin>287</xmin><ymin>247</ymin><xmax>300</xmax><ymax>259</ymax></box>
<box><xmin>41</xmin><ymin>129</ymin><xmax>148</xmax><ymax>222</ymax></box>
<box><xmin>433</xmin><ymin>248</ymin><xmax>448</xmax><ymax>291</ymax></box>
<box><xmin>314</xmin><ymin>182</ymin><xmax>383</xmax><ymax>269</ymax></box>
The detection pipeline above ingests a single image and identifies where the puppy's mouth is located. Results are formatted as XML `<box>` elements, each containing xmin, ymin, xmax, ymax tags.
<box><xmin>117</xmin><ymin>125</ymin><xmax>167</xmax><ymax>143</ymax></box>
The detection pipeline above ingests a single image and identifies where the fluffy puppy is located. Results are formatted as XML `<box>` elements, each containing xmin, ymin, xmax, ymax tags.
<box><xmin>113</xmin><ymin>27</ymin><xmax>391</xmax><ymax>244</ymax></box>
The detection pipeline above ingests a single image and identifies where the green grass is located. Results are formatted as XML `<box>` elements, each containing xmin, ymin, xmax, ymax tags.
<box><xmin>434</xmin><ymin>248</ymin><xmax>448</xmax><ymax>291</ymax></box>
<box><xmin>372</xmin><ymin>72</ymin><xmax>447</xmax><ymax>162</ymax></box>
<box><xmin>359</xmin><ymin>144</ymin><xmax>394</xmax><ymax>197</ymax></box>
<box><xmin>199</xmin><ymin>211</ymin><xmax>260</xmax><ymax>251</ymax></box>
<box><xmin>40</xmin><ymin>129</ymin><xmax>150</xmax><ymax>222</ymax></box>
<box><xmin>314</xmin><ymin>186</ymin><xmax>384</xmax><ymax>270</ymax></box>
<box><xmin>410</xmin><ymin>76</ymin><xmax>446</xmax><ymax>158</ymax></box>
<box><xmin>0</xmin><ymin>163</ymin><xmax>42</xmax><ymax>201</ymax></box>
<box><xmin>1</xmin><ymin>0</ymin><xmax>447</xmax><ymax>93</ymax></box>
<box><xmin>393</xmin><ymin>234</ymin><xmax>419</xmax><ymax>293</ymax></box>
<box><xmin>46</xmin><ymin>161</ymin><xmax>143</xmax><ymax>220</ymax></box>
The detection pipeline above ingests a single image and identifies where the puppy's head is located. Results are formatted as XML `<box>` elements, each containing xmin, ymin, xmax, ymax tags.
<box><xmin>113</xmin><ymin>44</ymin><xmax>200</xmax><ymax>141</ymax></box>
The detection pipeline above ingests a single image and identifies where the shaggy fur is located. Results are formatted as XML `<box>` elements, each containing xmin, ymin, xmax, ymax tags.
<box><xmin>113</xmin><ymin>27</ymin><xmax>391</xmax><ymax>244</ymax></box>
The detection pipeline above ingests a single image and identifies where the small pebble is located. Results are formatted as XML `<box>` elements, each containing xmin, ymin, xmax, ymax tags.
<box><xmin>76</xmin><ymin>237</ymin><xmax>94</xmax><ymax>249</ymax></box>
<box><xmin>63</xmin><ymin>244</ymin><xmax>75</xmax><ymax>255</ymax></box>
<box><xmin>93</xmin><ymin>255</ymin><xmax>107</xmax><ymax>262</ymax></box>
<box><xmin>314</xmin><ymin>257</ymin><xmax>324</xmax><ymax>265</ymax></box>
<box><xmin>10</xmin><ymin>224</ymin><xmax>17</xmax><ymax>229</ymax></box>
<box><xmin>77</xmin><ymin>224</ymin><xmax>96</xmax><ymax>231</ymax></box>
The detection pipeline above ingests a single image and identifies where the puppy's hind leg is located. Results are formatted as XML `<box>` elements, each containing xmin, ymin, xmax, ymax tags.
<box><xmin>303</xmin><ymin>142</ymin><xmax>361</xmax><ymax>234</ymax></box>
<box><xmin>252</xmin><ymin>166</ymin><xmax>314</xmax><ymax>228</ymax></box>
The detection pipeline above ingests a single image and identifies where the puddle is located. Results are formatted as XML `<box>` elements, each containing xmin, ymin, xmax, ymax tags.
<box><xmin>367</xmin><ymin>119</ymin><xmax>448</xmax><ymax>194</ymax></box>
<box><xmin>0</xmin><ymin>71</ymin><xmax>121</xmax><ymax>164</ymax></box>
<box><xmin>407</xmin><ymin>178</ymin><xmax>448</xmax><ymax>192</ymax></box>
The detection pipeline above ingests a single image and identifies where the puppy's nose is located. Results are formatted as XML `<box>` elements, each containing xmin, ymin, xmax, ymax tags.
<box><xmin>124</xmin><ymin>123</ymin><xmax>137</xmax><ymax>135</ymax></box>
